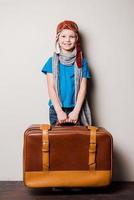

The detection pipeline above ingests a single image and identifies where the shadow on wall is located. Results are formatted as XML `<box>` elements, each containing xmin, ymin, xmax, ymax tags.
<box><xmin>80</xmin><ymin>30</ymin><xmax>98</xmax><ymax>126</ymax></box>
<box><xmin>112</xmin><ymin>148</ymin><xmax>127</xmax><ymax>181</ymax></box>
<box><xmin>87</xmin><ymin>77</ymin><xmax>98</xmax><ymax>126</ymax></box>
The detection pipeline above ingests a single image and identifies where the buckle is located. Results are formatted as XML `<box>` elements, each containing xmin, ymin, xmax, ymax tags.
<box><xmin>89</xmin><ymin>143</ymin><xmax>96</xmax><ymax>153</ymax></box>
<box><xmin>42</xmin><ymin>141</ymin><xmax>49</xmax><ymax>152</ymax></box>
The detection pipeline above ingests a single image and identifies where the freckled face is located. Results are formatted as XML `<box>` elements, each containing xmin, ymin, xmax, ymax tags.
<box><xmin>58</xmin><ymin>29</ymin><xmax>77</xmax><ymax>52</ymax></box>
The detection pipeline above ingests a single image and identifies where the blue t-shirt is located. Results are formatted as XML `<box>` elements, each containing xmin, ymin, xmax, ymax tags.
<box><xmin>42</xmin><ymin>57</ymin><xmax>91</xmax><ymax>107</ymax></box>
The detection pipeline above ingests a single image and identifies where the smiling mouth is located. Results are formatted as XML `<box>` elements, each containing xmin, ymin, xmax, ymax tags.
<box><xmin>63</xmin><ymin>43</ymin><xmax>71</xmax><ymax>45</ymax></box>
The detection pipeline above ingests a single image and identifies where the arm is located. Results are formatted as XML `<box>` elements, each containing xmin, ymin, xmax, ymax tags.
<box><xmin>46</xmin><ymin>73</ymin><xmax>68</xmax><ymax>123</ymax></box>
<box><xmin>68</xmin><ymin>77</ymin><xmax>87</xmax><ymax>123</ymax></box>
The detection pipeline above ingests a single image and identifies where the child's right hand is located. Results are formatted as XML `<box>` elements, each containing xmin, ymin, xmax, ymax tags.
<box><xmin>57</xmin><ymin>110</ymin><xmax>68</xmax><ymax>124</ymax></box>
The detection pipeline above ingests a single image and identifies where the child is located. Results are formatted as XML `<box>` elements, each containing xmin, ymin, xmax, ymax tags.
<box><xmin>42</xmin><ymin>20</ymin><xmax>92</xmax><ymax>125</ymax></box>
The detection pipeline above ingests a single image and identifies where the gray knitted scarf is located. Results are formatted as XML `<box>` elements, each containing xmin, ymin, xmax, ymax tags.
<box><xmin>52</xmin><ymin>50</ymin><xmax>92</xmax><ymax>125</ymax></box>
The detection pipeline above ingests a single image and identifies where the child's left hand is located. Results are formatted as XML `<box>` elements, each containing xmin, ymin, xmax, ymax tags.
<box><xmin>67</xmin><ymin>110</ymin><xmax>79</xmax><ymax>124</ymax></box>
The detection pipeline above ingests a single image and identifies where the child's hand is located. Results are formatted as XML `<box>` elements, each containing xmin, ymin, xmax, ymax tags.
<box><xmin>57</xmin><ymin>110</ymin><xmax>68</xmax><ymax>124</ymax></box>
<box><xmin>68</xmin><ymin>110</ymin><xmax>79</xmax><ymax>124</ymax></box>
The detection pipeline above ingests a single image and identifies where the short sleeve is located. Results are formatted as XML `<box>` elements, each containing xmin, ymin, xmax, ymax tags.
<box><xmin>82</xmin><ymin>57</ymin><xmax>91</xmax><ymax>79</ymax></box>
<box><xmin>41</xmin><ymin>57</ymin><xmax>52</xmax><ymax>74</ymax></box>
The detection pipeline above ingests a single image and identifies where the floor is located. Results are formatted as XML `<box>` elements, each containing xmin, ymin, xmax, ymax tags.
<box><xmin>0</xmin><ymin>181</ymin><xmax>134</xmax><ymax>200</ymax></box>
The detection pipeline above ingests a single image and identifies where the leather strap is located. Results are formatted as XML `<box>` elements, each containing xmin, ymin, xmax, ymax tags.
<box><xmin>40</xmin><ymin>124</ymin><xmax>51</xmax><ymax>170</ymax></box>
<box><xmin>40</xmin><ymin>124</ymin><xmax>97</xmax><ymax>171</ymax></box>
<box><xmin>88</xmin><ymin>126</ymin><xmax>97</xmax><ymax>170</ymax></box>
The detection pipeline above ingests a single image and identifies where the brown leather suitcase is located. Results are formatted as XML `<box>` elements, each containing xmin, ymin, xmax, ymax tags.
<box><xmin>23</xmin><ymin>124</ymin><xmax>113</xmax><ymax>188</ymax></box>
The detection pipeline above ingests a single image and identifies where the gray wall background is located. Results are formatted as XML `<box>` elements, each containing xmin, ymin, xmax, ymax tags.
<box><xmin>0</xmin><ymin>0</ymin><xmax>134</xmax><ymax>181</ymax></box>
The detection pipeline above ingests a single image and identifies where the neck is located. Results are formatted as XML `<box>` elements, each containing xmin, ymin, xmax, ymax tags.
<box><xmin>58</xmin><ymin>48</ymin><xmax>76</xmax><ymax>66</ymax></box>
<box><xmin>60</xmin><ymin>48</ymin><xmax>75</xmax><ymax>55</ymax></box>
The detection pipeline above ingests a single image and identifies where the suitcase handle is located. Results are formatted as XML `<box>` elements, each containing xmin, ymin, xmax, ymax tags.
<box><xmin>56</xmin><ymin>119</ymin><xmax>80</xmax><ymax>126</ymax></box>
<box><xmin>56</xmin><ymin>122</ymin><xmax>79</xmax><ymax>126</ymax></box>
